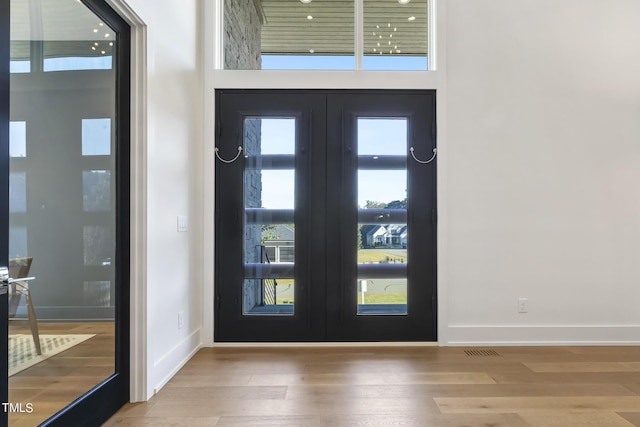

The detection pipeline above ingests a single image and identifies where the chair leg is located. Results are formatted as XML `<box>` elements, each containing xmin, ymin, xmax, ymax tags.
<box><xmin>25</xmin><ymin>293</ymin><xmax>42</xmax><ymax>355</ymax></box>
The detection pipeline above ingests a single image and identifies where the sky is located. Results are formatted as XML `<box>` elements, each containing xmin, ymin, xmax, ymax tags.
<box><xmin>262</xmin><ymin>55</ymin><xmax>428</xmax><ymax>71</ymax></box>
<box><xmin>256</xmin><ymin>117</ymin><xmax>408</xmax><ymax>209</ymax></box>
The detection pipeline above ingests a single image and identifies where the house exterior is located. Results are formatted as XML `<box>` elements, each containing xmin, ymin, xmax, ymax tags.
<box><xmin>361</xmin><ymin>224</ymin><xmax>407</xmax><ymax>249</ymax></box>
<box><xmin>262</xmin><ymin>224</ymin><xmax>294</xmax><ymax>263</ymax></box>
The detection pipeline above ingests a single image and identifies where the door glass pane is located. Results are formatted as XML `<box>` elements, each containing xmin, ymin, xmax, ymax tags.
<box><xmin>243</xmin><ymin>118</ymin><xmax>296</xmax><ymax>315</ymax></box>
<box><xmin>363</xmin><ymin>0</ymin><xmax>429</xmax><ymax>70</ymax></box>
<box><xmin>357</xmin><ymin>118</ymin><xmax>408</xmax><ymax>315</ymax></box>
<box><xmin>224</xmin><ymin>0</ymin><xmax>355</xmax><ymax>70</ymax></box>
<box><xmin>9</xmin><ymin>0</ymin><xmax>118</xmax><ymax>424</ymax></box>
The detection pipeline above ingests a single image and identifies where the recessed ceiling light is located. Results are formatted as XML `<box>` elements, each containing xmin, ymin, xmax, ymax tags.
<box><xmin>300</xmin><ymin>0</ymin><xmax>312</xmax><ymax>3</ymax></box>
<box><xmin>307</xmin><ymin>15</ymin><xmax>313</xmax><ymax>20</ymax></box>
<box><xmin>309</xmin><ymin>49</ymin><xmax>314</xmax><ymax>53</ymax></box>
<box><xmin>408</xmin><ymin>16</ymin><xmax>416</xmax><ymax>21</ymax></box>
<box><xmin>398</xmin><ymin>0</ymin><xmax>411</xmax><ymax>4</ymax></box>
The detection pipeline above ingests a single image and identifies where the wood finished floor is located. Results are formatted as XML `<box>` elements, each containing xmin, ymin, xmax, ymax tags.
<box><xmin>8</xmin><ymin>321</ymin><xmax>115</xmax><ymax>427</ymax></box>
<box><xmin>106</xmin><ymin>345</ymin><xmax>640</xmax><ymax>427</ymax></box>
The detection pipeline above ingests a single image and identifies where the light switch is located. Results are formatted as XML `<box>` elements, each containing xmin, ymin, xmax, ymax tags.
<box><xmin>177</xmin><ymin>215</ymin><xmax>189</xmax><ymax>232</ymax></box>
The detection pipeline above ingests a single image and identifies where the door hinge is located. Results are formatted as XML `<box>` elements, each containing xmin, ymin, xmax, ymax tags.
<box><xmin>431</xmin><ymin>208</ymin><xmax>437</xmax><ymax>225</ymax></box>
<box><xmin>215</xmin><ymin>121</ymin><xmax>221</xmax><ymax>138</ymax></box>
<box><xmin>431</xmin><ymin>120</ymin><xmax>437</xmax><ymax>138</ymax></box>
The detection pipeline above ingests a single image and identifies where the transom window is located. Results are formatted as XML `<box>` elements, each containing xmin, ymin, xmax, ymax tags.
<box><xmin>223</xmin><ymin>0</ymin><xmax>430</xmax><ymax>71</ymax></box>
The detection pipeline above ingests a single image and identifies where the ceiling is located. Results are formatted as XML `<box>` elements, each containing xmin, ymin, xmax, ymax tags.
<box><xmin>260</xmin><ymin>0</ymin><xmax>428</xmax><ymax>55</ymax></box>
<box><xmin>10</xmin><ymin>0</ymin><xmax>115</xmax><ymax>41</ymax></box>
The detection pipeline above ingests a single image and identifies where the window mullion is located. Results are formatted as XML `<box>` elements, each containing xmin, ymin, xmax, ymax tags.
<box><xmin>355</xmin><ymin>0</ymin><xmax>364</xmax><ymax>70</ymax></box>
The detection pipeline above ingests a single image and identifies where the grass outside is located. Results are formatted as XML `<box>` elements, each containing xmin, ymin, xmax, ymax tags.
<box><xmin>278</xmin><ymin>293</ymin><xmax>407</xmax><ymax>305</ymax></box>
<box><xmin>363</xmin><ymin>293</ymin><xmax>407</xmax><ymax>304</ymax></box>
<box><xmin>357</xmin><ymin>249</ymin><xmax>407</xmax><ymax>263</ymax></box>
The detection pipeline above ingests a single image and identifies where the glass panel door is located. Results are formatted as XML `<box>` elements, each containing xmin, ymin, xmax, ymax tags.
<box><xmin>326</xmin><ymin>92</ymin><xmax>436</xmax><ymax>341</ymax></box>
<box><xmin>5</xmin><ymin>0</ymin><xmax>130</xmax><ymax>425</ymax></box>
<box><xmin>215</xmin><ymin>91</ymin><xmax>327</xmax><ymax>342</ymax></box>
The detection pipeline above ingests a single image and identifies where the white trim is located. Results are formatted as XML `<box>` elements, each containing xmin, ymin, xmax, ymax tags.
<box><xmin>212</xmin><ymin>70</ymin><xmax>439</xmax><ymax>89</ymax></box>
<box><xmin>202</xmin><ymin>0</ymin><xmax>216</xmax><ymax>347</ymax></box>
<box><xmin>213</xmin><ymin>0</ymin><xmax>224</xmax><ymax>69</ymax></box>
<box><xmin>105</xmin><ymin>0</ymin><xmax>148</xmax><ymax>403</ymax></box>
<box><xmin>428</xmin><ymin>0</ymin><xmax>438</xmax><ymax>70</ymax></box>
<box><xmin>445</xmin><ymin>325</ymin><xmax>640</xmax><ymax>346</ymax></box>
<box><xmin>433</xmin><ymin>0</ymin><xmax>448</xmax><ymax>346</ymax></box>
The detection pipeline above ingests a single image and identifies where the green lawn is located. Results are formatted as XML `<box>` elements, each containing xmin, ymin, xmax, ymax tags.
<box><xmin>357</xmin><ymin>249</ymin><xmax>407</xmax><ymax>263</ymax></box>
<box><xmin>278</xmin><ymin>293</ymin><xmax>407</xmax><ymax>305</ymax></box>
<box><xmin>363</xmin><ymin>293</ymin><xmax>407</xmax><ymax>304</ymax></box>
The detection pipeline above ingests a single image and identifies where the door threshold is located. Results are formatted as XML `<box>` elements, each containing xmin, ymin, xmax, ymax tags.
<box><xmin>211</xmin><ymin>341</ymin><xmax>438</xmax><ymax>347</ymax></box>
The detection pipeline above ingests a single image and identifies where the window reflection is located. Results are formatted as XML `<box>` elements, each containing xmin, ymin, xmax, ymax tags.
<box><xmin>9</xmin><ymin>0</ymin><xmax>119</xmax><ymax>422</ymax></box>
<box><xmin>83</xmin><ymin>170</ymin><xmax>111</xmax><ymax>211</ymax></box>
<box><xmin>82</xmin><ymin>118</ymin><xmax>112</xmax><ymax>156</ymax></box>
<box><xmin>9</xmin><ymin>121</ymin><xmax>26</xmax><ymax>157</ymax></box>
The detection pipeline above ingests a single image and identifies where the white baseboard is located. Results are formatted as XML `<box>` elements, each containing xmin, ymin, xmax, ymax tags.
<box><xmin>445</xmin><ymin>324</ymin><xmax>640</xmax><ymax>346</ymax></box>
<box><xmin>152</xmin><ymin>329</ymin><xmax>202</xmax><ymax>396</ymax></box>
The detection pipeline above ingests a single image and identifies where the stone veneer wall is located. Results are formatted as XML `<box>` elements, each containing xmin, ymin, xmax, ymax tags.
<box><xmin>224</xmin><ymin>0</ymin><xmax>262</xmax><ymax>70</ymax></box>
<box><xmin>224</xmin><ymin>0</ymin><xmax>263</xmax><ymax>312</ymax></box>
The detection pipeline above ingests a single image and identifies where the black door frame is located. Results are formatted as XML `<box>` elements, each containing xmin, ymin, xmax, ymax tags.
<box><xmin>1</xmin><ymin>0</ymin><xmax>10</xmax><ymax>424</ymax></box>
<box><xmin>1</xmin><ymin>1</ymin><xmax>130</xmax><ymax>425</ymax></box>
<box><xmin>215</xmin><ymin>89</ymin><xmax>437</xmax><ymax>342</ymax></box>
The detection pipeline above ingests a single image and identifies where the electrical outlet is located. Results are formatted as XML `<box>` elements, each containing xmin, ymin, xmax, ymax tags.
<box><xmin>178</xmin><ymin>311</ymin><xmax>184</xmax><ymax>329</ymax></box>
<box><xmin>518</xmin><ymin>298</ymin><xmax>529</xmax><ymax>313</ymax></box>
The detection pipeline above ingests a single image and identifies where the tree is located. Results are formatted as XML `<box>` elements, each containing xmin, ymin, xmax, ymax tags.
<box><xmin>364</xmin><ymin>200</ymin><xmax>386</xmax><ymax>209</ymax></box>
<box><xmin>261</xmin><ymin>224</ymin><xmax>279</xmax><ymax>243</ymax></box>
<box><xmin>385</xmin><ymin>198</ymin><xmax>407</xmax><ymax>209</ymax></box>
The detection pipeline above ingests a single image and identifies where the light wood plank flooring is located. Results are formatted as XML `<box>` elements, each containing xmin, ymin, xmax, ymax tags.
<box><xmin>105</xmin><ymin>345</ymin><xmax>640</xmax><ymax>427</ymax></box>
<box><xmin>8</xmin><ymin>321</ymin><xmax>115</xmax><ymax>427</ymax></box>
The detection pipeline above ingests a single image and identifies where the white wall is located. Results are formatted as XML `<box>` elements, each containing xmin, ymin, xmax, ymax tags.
<box><xmin>123</xmin><ymin>0</ymin><xmax>203</xmax><ymax>398</ymax></box>
<box><xmin>444</xmin><ymin>0</ymin><xmax>640</xmax><ymax>344</ymax></box>
<box><xmin>119</xmin><ymin>0</ymin><xmax>640</xmax><ymax>400</ymax></box>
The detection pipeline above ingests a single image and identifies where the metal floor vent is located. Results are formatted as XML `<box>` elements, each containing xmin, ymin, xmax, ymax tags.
<box><xmin>464</xmin><ymin>349</ymin><xmax>502</xmax><ymax>357</ymax></box>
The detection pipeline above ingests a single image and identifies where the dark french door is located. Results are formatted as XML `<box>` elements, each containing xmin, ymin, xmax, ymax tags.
<box><xmin>215</xmin><ymin>90</ymin><xmax>437</xmax><ymax>342</ymax></box>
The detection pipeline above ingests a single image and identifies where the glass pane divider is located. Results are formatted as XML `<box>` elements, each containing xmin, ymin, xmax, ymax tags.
<box><xmin>355</xmin><ymin>0</ymin><xmax>364</xmax><ymax>70</ymax></box>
